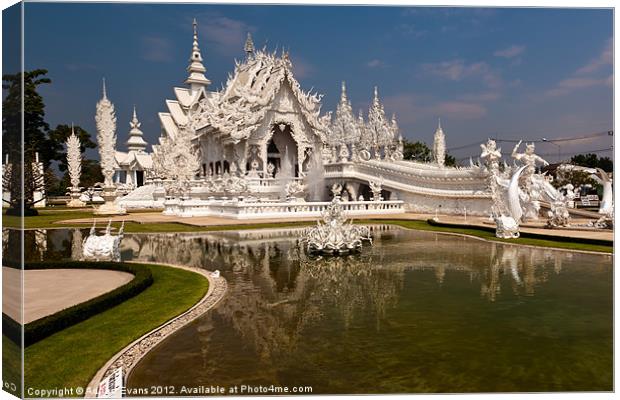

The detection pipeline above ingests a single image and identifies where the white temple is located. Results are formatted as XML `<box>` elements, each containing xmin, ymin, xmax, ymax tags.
<box><xmin>109</xmin><ymin>19</ymin><xmax>579</xmax><ymax>221</ymax></box>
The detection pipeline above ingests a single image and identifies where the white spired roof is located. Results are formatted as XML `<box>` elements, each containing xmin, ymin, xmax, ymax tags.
<box><xmin>126</xmin><ymin>106</ymin><xmax>148</xmax><ymax>152</ymax></box>
<box><xmin>186</xmin><ymin>48</ymin><xmax>330</xmax><ymax>144</ymax></box>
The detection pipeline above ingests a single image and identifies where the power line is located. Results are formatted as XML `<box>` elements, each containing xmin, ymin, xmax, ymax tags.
<box><xmin>447</xmin><ymin>129</ymin><xmax>613</xmax><ymax>151</ymax></box>
<box><xmin>456</xmin><ymin>146</ymin><xmax>613</xmax><ymax>162</ymax></box>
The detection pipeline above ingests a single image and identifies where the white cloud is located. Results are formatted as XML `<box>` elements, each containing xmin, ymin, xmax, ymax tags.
<box><xmin>546</xmin><ymin>77</ymin><xmax>608</xmax><ymax>96</ymax></box>
<box><xmin>576</xmin><ymin>38</ymin><xmax>612</xmax><ymax>75</ymax></box>
<box><xmin>192</xmin><ymin>14</ymin><xmax>255</xmax><ymax>56</ymax></box>
<box><xmin>546</xmin><ymin>38</ymin><xmax>613</xmax><ymax>96</ymax></box>
<box><xmin>434</xmin><ymin>101</ymin><xmax>487</xmax><ymax>119</ymax></box>
<box><xmin>380</xmin><ymin>93</ymin><xmax>488</xmax><ymax>123</ymax></box>
<box><xmin>366</xmin><ymin>59</ymin><xmax>387</xmax><ymax>69</ymax></box>
<box><xmin>420</xmin><ymin>59</ymin><xmax>502</xmax><ymax>88</ymax></box>
<box><xmin>494</xmin><ymin>45</ymin><xmax>526</xmax><ymax>58</ymax></box>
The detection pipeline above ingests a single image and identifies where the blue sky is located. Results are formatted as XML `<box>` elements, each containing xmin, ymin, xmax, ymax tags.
<box><xmin>18</xmin><ymin>3</ymin><xmax>613</xmax><ymax>162</ymax></box>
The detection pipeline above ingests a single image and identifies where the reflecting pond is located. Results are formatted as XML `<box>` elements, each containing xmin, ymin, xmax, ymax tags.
<box><xmin>13</xmin><ymin>227</ymin><xmax>613</xmax><ymax>393</ymax></box>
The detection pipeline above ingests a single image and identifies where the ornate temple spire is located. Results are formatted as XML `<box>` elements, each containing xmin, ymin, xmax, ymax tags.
<box><xmin>185</xmin><ymin>18</ymin><xmax>211</xmax><ymax>92</ymax></box>
<box><xmin>433</xmin><ymin>118</ymin><xmax>446</xmax><ymax>167</ymax></box>
<box><xmin>95</xmin><ymin>81</ymin><xmax>118</xmax><ymax>187</ymax></box>
<box><xmin>330</xmin><ymin>81</ymin><xmax>359</xmax><ymax>146</ymax></box>
<box><xmin>367</xmin><ymin>86</ymin><xmax>392</xmax><ymax>152</ymax></box>
<box><xmin>244</xmin><ymin>32</ymin><xmax>255</xmax><ymax>57</ymax></box>
<box><xmin>127</xmin><ymin>105</ymin><xmax>148</xmax><ymax>153</ymax></box>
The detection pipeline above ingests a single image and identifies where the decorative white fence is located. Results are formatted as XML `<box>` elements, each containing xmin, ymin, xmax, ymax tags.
<box><xmin>163</xmin><ymin>198</ymin><xmax>404</xmax><ymax>219</ymax></box>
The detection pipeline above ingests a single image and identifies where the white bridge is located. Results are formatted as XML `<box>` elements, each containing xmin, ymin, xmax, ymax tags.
<box><xmin>323</xmin><ymin>160</ymin><xmax>492</xmax><ymax>215</ymax></box>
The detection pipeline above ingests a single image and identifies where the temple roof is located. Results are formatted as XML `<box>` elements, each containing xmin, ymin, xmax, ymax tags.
<box><xmin>115</xmin><ymin>150</ymin><xmax>153</xmax><ymax>169</ymax></box>
<box><xmin>174</xmin><ymin>48</ymin><xmax>329</xmax><ymax>144</ymax></box>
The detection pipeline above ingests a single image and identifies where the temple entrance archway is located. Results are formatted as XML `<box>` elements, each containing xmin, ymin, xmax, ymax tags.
<box><xmin>267</xmin><ymin>123</ymin><xmax>298</xmax><ymax>177</ymax></box>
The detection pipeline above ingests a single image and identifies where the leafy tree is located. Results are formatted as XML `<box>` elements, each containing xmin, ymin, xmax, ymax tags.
<box><xmin>403</xmin><ymin>140</ymin><xmax>432</xmax><ymax>162</ymax></box>
<box><xmin>2</xmin><ymin>69</ymin><xmax>52</xmax><ymax>215</ymax></box>
<box><xmin>570</xmin><ymin>153</ymin><xmax>613</xmax><ymax>172</ymax></box>
<box><xmin>402</xmin><ymin>139</ymin><xmax>457</xmax><ymax>166</ymax></box>
<box><xmin>444</xmin><ymin>153</ymin><xmax>457</xmax><ymax>167</ymax></box>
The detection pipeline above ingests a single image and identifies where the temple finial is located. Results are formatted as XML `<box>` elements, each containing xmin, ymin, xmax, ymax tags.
<box><xmin>127</xmin><ymin>105</ymin><xmax>147</xmax><ymax>153</ymax></box>
<box><xmin>185</xmin><ymin>18</ymin><xmax>211</xmax><ymax>91</ymax></box>
<box><xmin>102</xmin><ymin>77</ymin><xmax>107</xmax><ymax>99</ymax></box>
<box><xmin>438</xmin><ymin>117</ymin><xmax>442</xmax><ymax>130</ymax></box>
<box><xmin>244</xmin><ymin>32</ymin><xmax>255</xmax><ymax>57</ymax></box>
<box><xmin>341</xmin><ymin>81</ymin><xmax>347</xmax><ymax>101</ymax></box>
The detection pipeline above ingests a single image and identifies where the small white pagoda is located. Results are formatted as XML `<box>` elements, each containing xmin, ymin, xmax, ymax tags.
<box><xmin>114</xmin><ymin>106</ymin><xmax>153</xmax><ymax>190</ymax></box>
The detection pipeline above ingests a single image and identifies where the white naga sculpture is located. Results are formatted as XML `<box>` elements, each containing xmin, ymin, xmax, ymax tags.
<box><xmin>305</xmin><ymin>197</ymin><xmax>372</xmax><ymax>254</ymax></box>
<box><xmin>95</xmin><ymin>80</ymin><xmax>126</xmax><ymax>215</ymax></box>
<box><xmin>66</xmin><ymin>126</ymin><xmax>86</xmax><ymax>207</ymax></box>
<box><xmin>82</xmin><ymin>219</ymin><xmax>124</xmax><ymax>262</ymax></box>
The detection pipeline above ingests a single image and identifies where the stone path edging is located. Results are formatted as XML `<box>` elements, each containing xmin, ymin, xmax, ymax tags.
<box><xmin>85</xmin><ymin>261</ymin><xmax>227</xmax><ymax>397</ymax></box>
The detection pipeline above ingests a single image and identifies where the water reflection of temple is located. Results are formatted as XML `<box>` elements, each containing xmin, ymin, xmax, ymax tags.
<box><xmin>117</xmin><ymin>227</ymin><xmax>600</xmax><ymax>364</ymax></box>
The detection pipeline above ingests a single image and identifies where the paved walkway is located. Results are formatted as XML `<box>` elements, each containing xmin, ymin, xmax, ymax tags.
<box><xmin>55</xmin><ymin>211</ymin><xmax>613</xmax><ymax>243</ymax></box>
<box><xmin>2</xmin><ymin>268</ymin><xmax>134</xmax><ymax>324</ymax></box>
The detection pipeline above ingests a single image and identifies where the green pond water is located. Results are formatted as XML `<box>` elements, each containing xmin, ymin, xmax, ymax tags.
<box><xmin>15</xmin><ymin>227</ymin><xmax>614</xmax><ymax>393</ymax></box>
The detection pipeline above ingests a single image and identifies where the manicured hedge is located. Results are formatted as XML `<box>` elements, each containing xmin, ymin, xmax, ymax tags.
<box><xmin>3</xmin><ymin>261</ymin><xmax>153</xmax><ymax>347</ymax></box>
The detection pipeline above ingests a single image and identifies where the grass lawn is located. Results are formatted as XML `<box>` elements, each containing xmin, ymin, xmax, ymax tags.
<box><xmin>22</xmin><ymin>263</ymin><xmax>209</xmax><ymax>394</ymax></box>
<box><xmin>2</xmin><ymin>209</ymin><xmax>96</xmax><ymax>229</ymax></box>
<box><xmin>2</xmin><ymin>335</ymin><xmax>22</xmax><ymax>398</ymax></box>
<box><xmin>367</xmin><ymin>219</ymin><xmax>613</xmax><ymax>254</ymax></box>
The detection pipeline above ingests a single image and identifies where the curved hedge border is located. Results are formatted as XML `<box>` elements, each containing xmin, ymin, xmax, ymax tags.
<box><xmin>3</xmin><ymin>261</ymin><xmax>153</xmax><ymax>347</ymax></box>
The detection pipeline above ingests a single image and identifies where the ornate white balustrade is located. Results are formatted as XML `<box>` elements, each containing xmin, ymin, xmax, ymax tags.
<box><xmin>164</xmin><ymin>198</ymin><xmax>404</xmax><ymax>219</ymax></box>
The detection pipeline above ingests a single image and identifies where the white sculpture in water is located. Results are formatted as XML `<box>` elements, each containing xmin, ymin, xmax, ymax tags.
<box><xmin>94</xmin><ymin>80</ymin><xmax>126</xmax><ymax>215</ymax></box>
<box><xmin>82</xmin><ymin>219</ymin><xmax>124</xmax><ymax>262</ymax></box>
<box><xmin>66</xmin><ymin>126</ymin><xmax>86</xmax><ymax>207</ymax></box>
<box><xmin>305</xmin><ymin>197</ymin><xmax>372</xmax><ymax>254</ymax></box>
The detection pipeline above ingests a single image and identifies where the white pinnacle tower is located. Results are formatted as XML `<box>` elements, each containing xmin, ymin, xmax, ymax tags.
<box><xmin>66</xmin><ymin>125</ymin><xmax>85</xmax><ymax>207</ymax></box>
<box><xmin>94</xmin><ymin>79</ymin><xmax>125</xmax><ymax>214</ymax></box>
<box><xmin>433</xmin><ymin>118</ymin><xmax>446</xmax><ymax>167</ymax></box>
